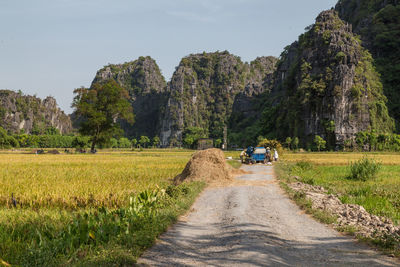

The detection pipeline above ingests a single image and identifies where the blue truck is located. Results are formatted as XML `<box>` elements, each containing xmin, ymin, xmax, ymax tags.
<box><xmin>245</xmin><ymin>147</ymin><xmax>267</xmax><ymax>164</ymax></box>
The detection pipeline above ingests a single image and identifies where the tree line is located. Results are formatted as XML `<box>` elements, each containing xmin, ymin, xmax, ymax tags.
<box><xmin>0</xmin><ymin>127</ymin><xmax>160</xmax><ymax>150</ymax></box>
<box><xmin>284</xmin><ymin>131</ymin><xmax>400</xmax><ymax>152</ymax></box>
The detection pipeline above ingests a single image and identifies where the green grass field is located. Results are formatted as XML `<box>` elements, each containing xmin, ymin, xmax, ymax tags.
<box><xmin>278</xmin><ymin>152</ymin><xmax>400</xmax><ymax>224</ymax></box>
<box><xmin>277</xmin><ymin>152</ymin><xmax>400</xmax><ymax>255</ymax></box>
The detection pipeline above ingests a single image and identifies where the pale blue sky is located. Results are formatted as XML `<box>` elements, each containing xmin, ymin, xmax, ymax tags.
<box><xmin>0</xmin><ymin>0</ymin><xmax>337</xmax><ymax>113</ymax></box>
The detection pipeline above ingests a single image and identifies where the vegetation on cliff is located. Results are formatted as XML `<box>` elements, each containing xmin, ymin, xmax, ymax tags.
<box><xmin>160</xmin><ymin>51</ymin><xmax>278</xmax><ymax>147</ymax></box>
<box><xmin>91</xmin><ymin>56</ymin><xmax>167</xmax><ymax>139</ymax></box>
<box><xmin>161</xmin><ymin>51</ymin><xmax>247</xmax><ymax>146</ymax></box>
<box><xmin>0</xmin><ymin>90</ymin><xmax>72</xmax><ymax>135</ymax></box>
<box><xmin>336</xmin><ymin>0</ymin><xmax>400</xmax><ymax>130</ymax></box>
<box><xmin>259</xmin><ymin>10</ymin><xmax>393</xmax><ymax>149</ymax></box>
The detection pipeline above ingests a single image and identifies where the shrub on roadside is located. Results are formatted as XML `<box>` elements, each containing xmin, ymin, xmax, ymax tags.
<box><xmin>349</xmin><ymin>157</ymin><xmax>381</xmax><ymax>181</ymax></box>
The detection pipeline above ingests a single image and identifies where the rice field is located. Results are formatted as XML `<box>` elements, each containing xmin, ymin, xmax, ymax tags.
<box><xmin>0</xmin><ymin>150</ymin><xmax>193</xmax><ymax>209</ymax></box>
<box><xmin>282</xmin><ymin>152</ymin><xmax>400</xmax><ymax>165</ymax></box>
<box><xmin>0</xmin><ymin>149</ymin><xmax>202</xmax><ymax>266</ymax></box>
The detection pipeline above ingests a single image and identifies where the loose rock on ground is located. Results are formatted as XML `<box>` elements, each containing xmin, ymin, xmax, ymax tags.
<box><xmin>289</xmin><ymin>181</ymin><xmax>400</xmax><ymax>241</ymax></box>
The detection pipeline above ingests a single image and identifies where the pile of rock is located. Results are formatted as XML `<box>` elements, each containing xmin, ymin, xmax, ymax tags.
<box><xmin>289</xmin><ymin>181</ymin><xmax>400</xmax><ymax>240</ymax></box>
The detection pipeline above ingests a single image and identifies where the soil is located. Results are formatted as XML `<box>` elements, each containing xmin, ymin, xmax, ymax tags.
<box><xmin>138</xmin><ymin>165</ymin><xmax>399</xmax><ymax>266</ymax></box>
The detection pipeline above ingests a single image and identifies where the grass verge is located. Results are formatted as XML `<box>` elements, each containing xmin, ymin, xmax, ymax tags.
<box><xmin>276</xmin><ymin>161</ymin><xmax>400</xmax><ymax>257</ymax></box>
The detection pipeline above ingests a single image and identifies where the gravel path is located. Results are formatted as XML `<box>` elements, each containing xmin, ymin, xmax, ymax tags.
<box><xmin>138</xmin><ymin>165</ymin><xmax>399</xmax><ymax>266</ymax></box>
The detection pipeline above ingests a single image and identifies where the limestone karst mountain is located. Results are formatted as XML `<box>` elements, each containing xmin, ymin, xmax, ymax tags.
<box><xmin>71</xmin><ymin>4</ymin><xmax>399</xmax><ymax>148</ymax></box>
<box><xmin>0</xmin><ymin>90</ymin><xmax>73</xmax><ymax>134</ymax></box>
<box><xmin>262</xmin><ymin>10</ymin><xmax>394</xmax><ymax>148</ymax></box>
<box><xmin>335</xmin><ymin>0</ymin><xmax>400</xmax><ymax>130</ymax></box>
<box><xmin>159</xmin><ymin>52</ymin><xmax>278</xmax><ymax>147</ymax></box>
<box><xmin>90</xmin><ymin>56</ymin><xmax>168</xmax><ymax>139</ymax></box>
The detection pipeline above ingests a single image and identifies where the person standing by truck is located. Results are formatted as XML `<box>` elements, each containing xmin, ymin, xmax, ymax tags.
<box><xmin>273</xmin><ymin>149</ymin><xmax>279</xmax><ymax>161</ymax></box>
<box><xmin>265</xmin><ymin>147</ymin><xmax>271</xmax><ymax>162</ymax></box>
<box><xmin>240</xmin><ymin>149</ymin><xmax>246</xmax><ymax>163</ymax></box>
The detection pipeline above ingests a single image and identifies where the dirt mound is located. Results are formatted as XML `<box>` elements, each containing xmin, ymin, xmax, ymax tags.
<box><xmin>174</xmin><ymin>148</ymin><xmax>233</xmax><ymax>185</ymax></box>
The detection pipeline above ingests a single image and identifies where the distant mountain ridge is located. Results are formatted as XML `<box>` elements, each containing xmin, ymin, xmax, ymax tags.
<box><xmin>6</xmin><ymin>0</ymin><xmax>399</xmax><ymax>149</ymax></box>
<box><xmin>0</xmin><ymin>90</ymin><xmax>72</xmax><ymax>134</ymax></box>
<box><xmin>159</xmin><ymin>52</ymin><xmax>278</xmax><ymax>147</ymax></box>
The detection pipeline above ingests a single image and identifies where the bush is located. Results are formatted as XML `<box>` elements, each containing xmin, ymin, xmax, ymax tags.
<box><xmin>349</xmin><ymin>157</ymin><xmax>381</xmax><ymax>181</ymax></box>
<box><xmin>257</xmin><ymin>138</ymin><xmax>284</xmax><ymax>156</ymax></box>
<box><xmin>110</xmin><ymin>138</ymin><xmax>118</xmax><ymax>148</ymax></box>
<box><xmin>72</xmin><ymin>136</ymin><xmax>90</xmax><ymax>149</ymax></box>
<box><xmin>118</xmin><ymin>137</ymin><xmax>131</xmax><ymax>148</ymax></box>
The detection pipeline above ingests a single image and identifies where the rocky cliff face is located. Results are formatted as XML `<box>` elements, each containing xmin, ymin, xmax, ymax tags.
<box><xmin>91</xmin><ymin>56</ymin><xmax>167</xmax><ymax>138</ymax></box>
<box><xmin>0</xmin><ymin>90</ymin><xmax>72</xmax><ymax>134</ymax></box>
<box><xmin>231</xmin><ymin>56</ymin><xmax>278</xmax><ymax>117</ymax></box>
<box><xmin>228</xmin><ymin>56</ymin><xmax>278</xmax><ymax>146</ymax></box>
<box><xmin>269</xmin><ymin>10</ymin><xmax>393</xmax><ymax>147</ymax></box>
<box><xmin>335</xmin><ymin>0</ymin><xmax>400</xmax><ymax>130</ymax></box>
<box><xmin>159</xmin><ymin>52</ymin><xmax>277</xmax><ymax>147</ymax></box>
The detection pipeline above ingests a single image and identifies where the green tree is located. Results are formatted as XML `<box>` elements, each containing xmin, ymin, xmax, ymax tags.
<box><xmin>285</xmin><ymin>137</ymin><xmax>292</xmax><ymax>150</ymax></box>
<box><xmin>377</xmin><ymin>133</ymin><xmax>389</xmax><ymax>150</ymax></box>
<box><xmin>323</xmin><ymin>120</ymin><xmax>336</xmax><ymax>149</ymax></box>
<box><xmin>356</xmin><ymin>131</ymin><xmax>368</xmax><ymax>150</ymax></box>
<box><xmin>152</xmin><ymin>136</ymin><xmax>160</xmax><ymax>148</ymax></box>
<box><xmin>118</xmin><ymin>137</ymin><xmax>131</xmax><ymax>148</ymax></box>
<box><xmin>292</xmin><ymin>137</ymin><xmax>299</xmax><ymax>151</ymax></box>
<box><xmin>110</xmin><ymin>138</ymin><xmax>118</xmax><ymax>148</ymax></box>
<box><xmin>139</xmin><ymin>136</ymin><xmax>150</xmax><ymax>148</ymax></box>
<box><xmin>183</xmin><ymin>136</ymin><xmax>195</xmax><ymax>148</ymax></box>
<box><xmin>0</xmin><ymin>127</ymin><xmax>19</xmax><ymax>148</ymax></box>
<box><xmin>183</xmin><ymin>127</ymin><xmax>206</xmax><ymax>148</ymax></box>
<box><xmin>71</xmin><ymin>136</ymin><xmax>89</xmax><ymax>150</ymax></box>
<box><xmin>368</xmin><ymin>131</ymin><xmax>378</xmax><ymax>151</ymax></box>
<box><xmin>45</xmin><ymin>127</ymin><xmax>60</xmax><ymax>135</ymax></box>
<box><xmin>214</xmin><ymin>139</ymin><xmax>222</xmax><ymax>148</ymax></box>
<box><xmin>72</xmin><ymin>80</ymin><xmax>134</xmax><ymax>152</ymax></box>
<box><xmin>131</xmin><ymin>138</ymin><xmax>137</xmax><ymax>148</ymax></box>
<box><xmin>314</xmin><ymin>135</ymin><xmax>326</xmax><ymax>152</ymax></box>
<box><xmin>344</xmin><ymin>139</ymin><xmax>352</xmax><ymax>152</ymax></box>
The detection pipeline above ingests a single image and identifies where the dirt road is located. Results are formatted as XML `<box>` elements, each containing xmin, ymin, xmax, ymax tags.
<box><xmin>139</xmin><ymin>165</ymin><xmax>399</xmax><ymax>266</ymax></box>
